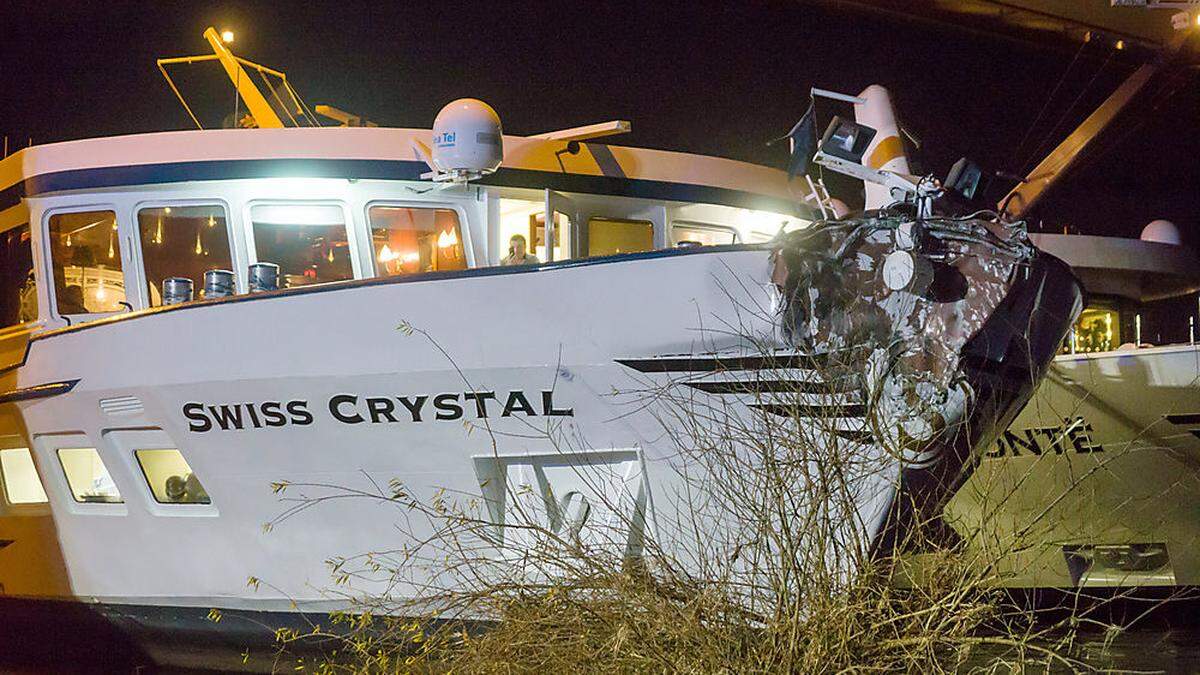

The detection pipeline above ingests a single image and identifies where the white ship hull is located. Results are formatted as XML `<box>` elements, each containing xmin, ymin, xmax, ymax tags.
<box><xmin>944</xmin><ymin>344</ymin><xmax>1200</xmax><ymax>589</ymax></box>
<box><xmin>0</xmin><ymin>236</ymin><xmax>1079</xmax><ymax>661</ymax></box>
<box><xmin>5</xmin><ymin>247</ymin><xmax>809</xmax><ymax>611</ymax></box>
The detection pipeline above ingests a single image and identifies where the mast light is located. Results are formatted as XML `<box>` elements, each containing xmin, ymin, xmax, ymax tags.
<box><xmin>220</xmin><ymin>29</ymin><xmax>235</xmax><ymax>44</ymax></box>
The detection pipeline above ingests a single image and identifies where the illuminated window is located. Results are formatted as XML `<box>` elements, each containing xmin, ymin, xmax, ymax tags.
<box><xmin>250</xmin><ymin>203</ymin><xmax>352</xmax><ymax>287</ymax></box>
<box><xmin>672</xmin><ymin>222</ymin><xmax>738</xmax><ymax>247</ymax></box>
<box><xmin>587</xmin><ymin>218</ymin><xmax>654</xmax><ymax>257</ymax></box>
<box><xmin>135</xmin><ymin>449</ymin><xmax>210</xmax><ymax>504</ymax></box>
<box><xmin>0</xmin><ymin>224</ymin><xmax>36</xmax><ymax>327</ymax></box>
<box><xmin>738</xmin><ymin>209</ymin><xmax>806</xmax><ymax>242</ymax></box>
<box><xmin>57</xmin><ymin>448</ymin><xmax>122</xmax><ymax>504</ymax></box>
<box><xmin>531</xmin><ymin>211</ymin><xmax>573</xmax><ymax>261</ymax></box>
<box><xmin>368</xmin><ymin>206</ymin><xmax>465</xmax><ymax>276</ymax></box>
<box><xmin>48</xmin><ymin>211</ymin><xmax>126</xmax><ymax>315</ymax></box>
<box><xmin>138</xmin><ymin>205</ymin><xmax>233</xmax><ymax>306</ymax></box>
<box><xmin>497</xmin><ymin>199</ymin><xmax>578</xmax><ymax>263</ymax></box>
<box><xmin>1069</xmin><ymin>306</ymin><xmax>1121</xmax><ymax>354</ymax></box>
<box><xmin>0</xmin><ymin>448</ymin><xmax>48</xmax><ymax>504</ymax></box>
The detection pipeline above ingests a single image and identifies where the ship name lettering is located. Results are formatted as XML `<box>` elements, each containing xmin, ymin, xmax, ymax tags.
<box><xmin>182</xmin><ymin>390</ymin><xmax>572</xmax><ymax>433</ymax></box>
<box><xmin>183</xmin><ymin>400</ymin><xmax>314</xmax><ymax>433</ymax></box>
<box><xmin>985</xmin><ymin>416</ymin><xmax>1103</xmax><ymax>458</ymax></box>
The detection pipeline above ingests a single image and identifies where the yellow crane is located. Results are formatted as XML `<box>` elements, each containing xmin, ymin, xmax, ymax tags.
<box><xmin>157</xmin><ymin>27</ymin><xmax>312</xmax><ymax>129</ymax></box>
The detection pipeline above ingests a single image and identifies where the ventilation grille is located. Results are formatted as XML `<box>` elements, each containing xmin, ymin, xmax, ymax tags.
<box><xmin>99</xmin><ymin>396</ymin><xmax>144</xmax><ymax>416</ymax></box>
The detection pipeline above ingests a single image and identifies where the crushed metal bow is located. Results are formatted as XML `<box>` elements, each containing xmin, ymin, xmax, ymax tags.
<box><xmin>771</xmin><ymin>210</ymin><xmax>1078</xmax><ymax>552</ymax></box>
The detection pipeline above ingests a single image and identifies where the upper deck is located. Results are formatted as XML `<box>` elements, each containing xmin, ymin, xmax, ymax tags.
<box><xmin>0</xmin><ymin>126</ymin><xmax>801</xmax><ymax>215</ymax></box>
<box><xmin>0</xmin><ymin>126</ymin><xmax>810</xmax><ymax>358</ymax></box>
<box><xmin>1028</xmin><ymin>233</ymin><xmax>1200</xmax><ymax>354</ymax></box>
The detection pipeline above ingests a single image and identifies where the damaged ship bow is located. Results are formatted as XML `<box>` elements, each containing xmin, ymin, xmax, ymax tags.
<box><xmin>770</xmin><ymin>208</ymin><xmax>1082</xmax><ymax>555</ymax></box>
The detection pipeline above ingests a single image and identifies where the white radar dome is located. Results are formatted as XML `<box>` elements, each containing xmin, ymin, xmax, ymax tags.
<box><xmin>431</xmin><ymin>98</ymin><xmax>503</xmax><ymax>180</ymax></box>
<box><xmin>1140</xmin><ymin>219</ymin><xmax>1182</xmax><ymax>246</ymax></box>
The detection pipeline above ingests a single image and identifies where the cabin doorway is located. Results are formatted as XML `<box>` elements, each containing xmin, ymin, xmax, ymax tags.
<box><xmin>538</xmin><ymin>190</ymin><xmax>577</xmax><ymax>262</ymax></box>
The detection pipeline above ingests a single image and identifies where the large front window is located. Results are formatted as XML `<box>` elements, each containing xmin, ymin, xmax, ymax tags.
<box><xmin>138</xmin><ymin>205</ymin><xmax>233</xmax><ymax>306</ymax></box>
<box><xmin>368</xmin><ymin>205</ymin><xmax>465</xmax><ymax>276</ymax></box>
<box><xmin>0</xmin><ymin>224</ymin><xmax>36</xmax><ymax>326</ymax></box>
<box><xmin>48</xmin><ymin>210</ymin><xmax>126</xmax><ymax>315</ymax></box>
<box><xmin>250</xmin><ymin>203</ymin><xmax>352</xmax><ymax>287</ymax></box>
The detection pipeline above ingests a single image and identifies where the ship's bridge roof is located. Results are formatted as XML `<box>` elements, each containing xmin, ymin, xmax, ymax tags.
<box><xmin>1031</xmin><ymin>233</ymin><xmax>1200</xmax><ymax>302</ymax></box>
<box><xmin>0</xmin><ymin>126</ymin><xmax>801</xmax><ymax>215</ymax></box>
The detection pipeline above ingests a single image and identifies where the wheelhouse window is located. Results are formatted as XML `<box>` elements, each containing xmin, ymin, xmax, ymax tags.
<box><xmin>587</xmin><ymin>218</ymin><xmax>653</xmax><ymax>257</ymax></box>
<box><xmin>250</xmin><ymin>203</ymin><xmax>352</xmax><ymax>287</ymax></box>
<box><xmin>496</xmin><ymin>198</ymin><xmax>576</xmax><ymax>263</ymax></box>
<box><xmin>368</xmin><ymin>205</ymin><xmax>465</xmax><ymax>276</ymax></box>
<box><xmin>135</xmin><ymin>449</ymin><xmax>210</xmax><ymax>504</ymax></box>
<box><xmin>138</xmin><ymin>205</ymin><xmax>233</xmax><ymax>306</ymax></box>
<box><xmin>48</xmin><ymin>211</ymin><xmax>126</xmax><ymax>315</ymax></box>
<box><xmin>57</xmin><ymin>447</ymin><xmax>122</xmax><ymax>503</ymax></box>
<box><xmin>1069</xmin><ymin>305</ymin><xmax>1121</xmax><ymax>354</ymax></box>
<box><xmin>0</xmin><ymin>448</ymin><xmax>48</xmax><ymax>504</ymax></box>
<box><xmin>672</xmin><ymin>222</ymin><xmax>738</xmax><ymax>247</ymax></box>
<box><xmin>0</xmin><ymin>224</ymin><xmax>36</xmax><ymax>327</ymax></box>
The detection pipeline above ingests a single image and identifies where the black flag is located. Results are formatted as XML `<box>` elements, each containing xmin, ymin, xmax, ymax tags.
<box><xmin>769</xmin><ymin>104</ymin><xmax>816</xmax><ymax>181</ymax></box>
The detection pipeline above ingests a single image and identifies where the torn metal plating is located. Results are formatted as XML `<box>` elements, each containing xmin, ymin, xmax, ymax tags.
<box><xmin>772</xmin><ymin>210</ymin><xmax>1037</xmax><ymax>461</ymax></box>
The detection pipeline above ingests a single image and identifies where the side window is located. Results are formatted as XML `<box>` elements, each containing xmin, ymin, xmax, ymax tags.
<box><xmin>0</xmin><ymin>448</ymin><xmax>48</xmax><ymax>504</ymax></box>
<box><xmin>48</xmin><ymin>210</ymin><xmax>125</xmax><ymax>315</ymax></box>
<box><xmin>368</xmin><ymin>206</ymin><xmax>465</xmax><ymax>276</ymax></box>
<box><xmin>0</xmin><ymin>225</ymin><xmax>37</xmax><ymax>327</ymax></box>
<box><xmin>672</xmin><ymin>222</ymin><xmax>738</xmax><ymax>247</ymax></box>
<box><xmin>587</xmin><ymin>218</ymin><xmax>653</xmax><ymax>257</ymax></box>
<box><xmin>1067</xmin><ymin>305</ymin><xmax>1121</xmax><ymax>354</ymax></box>
<box><xmin>250</xmin><ymin>203</ymin><xmax>352</xmax><ymax>287</ymax></box>
<box><xmin>57</xmin><ymin>447</ymin><xmax>122</xmax><ymax>503</ymax></box>
<box><xmin>496</xmin><ymin>198</ymin><xmax>552</xmax><ymax>265</ymax></box>
<box><xmin>138</xmin><ymin>205</ymin><xmax>233</xmax><ymax>306</ymax></box>
<box><xmin>135</xmin><ymin>449</ymin><xmax>210</xmax><ymax>504</ymax></box>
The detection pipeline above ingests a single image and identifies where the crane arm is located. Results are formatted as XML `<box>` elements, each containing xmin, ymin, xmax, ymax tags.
<box><xmin>202</xmin><ymin>27</ymin><xmax>284</xmax><ymax>129</ymax></box>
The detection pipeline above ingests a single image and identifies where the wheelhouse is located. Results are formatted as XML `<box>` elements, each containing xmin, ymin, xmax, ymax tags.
<box><xmin>0</xmin><ymin>127</ymin><xmax>811</xmax><ymax>335</ymax></box>
<box><xmin>1031</xmin><ymin>233</ymin><xmax>1200</xmax><ymax>355</ymax></box>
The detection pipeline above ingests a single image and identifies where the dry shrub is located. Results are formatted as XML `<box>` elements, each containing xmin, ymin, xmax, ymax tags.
<box><xmin>266</xmin><ymin>331</ymin><xmax>1126</xmax><ymax>674</ymax></box>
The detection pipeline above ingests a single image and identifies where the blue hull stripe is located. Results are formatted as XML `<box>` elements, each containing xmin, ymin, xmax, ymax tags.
<box><xmin>3</xmin><ymin>158</ymin><xmax>804</xmax><ymax>217</ymax></box>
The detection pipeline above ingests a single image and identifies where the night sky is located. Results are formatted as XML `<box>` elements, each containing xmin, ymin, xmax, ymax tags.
<box><xmin>2</xmin><ymin>1</ymin><xmax>1196</xmax><ymax>245</ymax></box>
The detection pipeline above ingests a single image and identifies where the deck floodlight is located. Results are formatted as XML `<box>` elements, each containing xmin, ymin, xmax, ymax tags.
<box><xmin>818</xmin><ymin>116</ymin><xmax>877</xmax><ymax>164</ymax></box>
<box><xmin>220</xmin><ymin>29</ymin><xmax>235</xmax><ymax>43</ymax></box>
<box><xmin>813</xmin><ymin>117</ymin><xmax>941</xmax><ymax>218</ymax></box>
<box><xmin>946</xmin><ymin>157</ymin><xmax>983</xmax><ymax>201</ymax></box>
